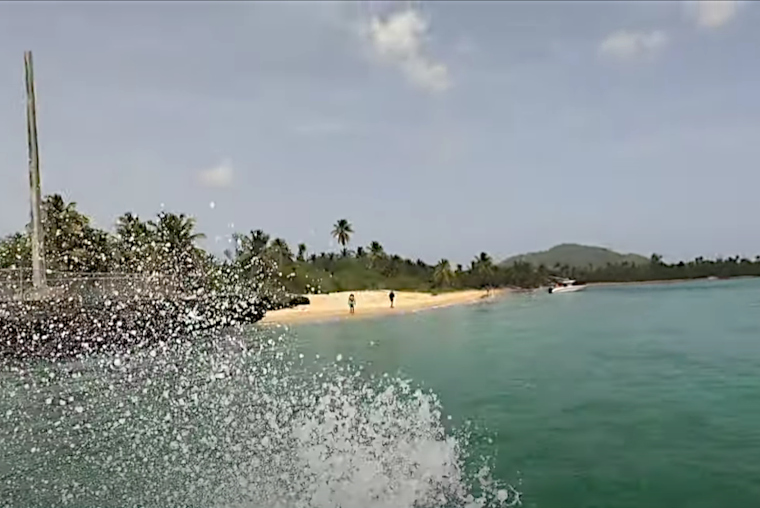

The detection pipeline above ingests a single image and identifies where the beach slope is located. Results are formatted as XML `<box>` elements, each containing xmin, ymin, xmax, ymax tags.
<box><xmin>261</xmin><ymin>289</ymin><xmax>503</xmax><ymax>325</ymax></box>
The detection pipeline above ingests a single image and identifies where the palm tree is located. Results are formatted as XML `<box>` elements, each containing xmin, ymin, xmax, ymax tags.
<box><xmin>368</xmin><ymin>241</ymin><xmax>385</xmax><ymax>269</ymax></box>
<box><xmin>80</xmin><ymin>228</ymin><xmax>113</xmax><ymax>273</ymax></box>
<box><xmin>297</xmin><ymin>243</ymin><xmax>307</xmax><ymax>262</ymax></box>
<box><xmin>148</xmin><ymin>212</ymin><xmax>205</xmax><ymax>274</ymax></box>
<box><xmin>41</xmin><ymin>194</ymin><xmax>84</xmax><ymax>228</ymax></box>
<box><xmin>368</xmin><ymin>241</ymin><xmax>385</xmax><ymax>267</ymax></box>
<box><xmin>331</xmin><ymin>219</ymin><xmax>353</xmax><ymax>252</ymax></box>
<box><xmin>472</xmin><ymin>252</ymin><xmax>495</xmax><ymax>289</ymax></box>
<box><xmin>250</xmin><ymin>229</ymin><xmax>270</xmax><ymax>256</ymax></box>
<box><xmin>115</xmin><ymin>213</ymin><xmax>151</xmax><ymax>242</ymax></box>
<box><xmin>150</xmin><ymin>212</ymin><xmax>205</xmax><ymax>249</ymax></box>
<box><xmin>476</xmin><ymin>252</ymin><xmax>493</xmax><ymax>267</ymax></box>
<box><xmin>41</xmin><ymin>194</ymin><xmax>88</xmax><ymax>244</ymax></box>
<box><xmin>114</xmin><ymin>212</ymin><xmax>154</xmax><ymax>271</ymax></box>
<box><xmin>229</xmin><ymin>229</ymin><xmax>270</xmax><ymax>266</ymax></box>
<box><xmin>434</xmin><ymin>259</ymin><xmax>453</xmax><ymax>288</ymax></box>
<box><xmin>269</xmin><ymin>238</ymin><xmax>293</xmax><ymax>265</ymax></box>
<box><xmin>38</xmin><ymin>194</ymin><xmax>95</xmax><ymax>271</ymax></box>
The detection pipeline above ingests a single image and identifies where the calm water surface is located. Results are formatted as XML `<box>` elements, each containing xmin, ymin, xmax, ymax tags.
<box><xmin>288</xmin><ymin>278</ymin><xmax>760</xmax><ymax>508</ymax></box>
<box><xmin>1</xmin><ymin>278</ymin><xmax>759</xmax><ymax>507</ymax></box>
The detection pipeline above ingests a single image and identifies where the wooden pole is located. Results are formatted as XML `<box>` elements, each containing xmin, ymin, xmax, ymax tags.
<box><xmin>24</xmin><ymin>50</ymin><xmax>46</xmax><ymax>291</ymax></box>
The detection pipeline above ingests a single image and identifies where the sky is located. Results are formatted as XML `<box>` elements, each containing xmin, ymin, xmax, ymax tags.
<box><xmin>0</xmin><ymin>0</ymin><xmax>758</xmax><ymax>264</ymax></box>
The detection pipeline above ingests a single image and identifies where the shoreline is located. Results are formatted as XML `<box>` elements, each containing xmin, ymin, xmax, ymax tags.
<box><xmin>260</xmin><ymin>288</ymin><xmax>510</xmax><ymax>326</ymax></box>
<box><xmin>587</xmin><ymin>275</ymin><xmax>758</xmax><ymax>288</ymax></box>
<box><xmin>587</xmin><ymin>279</ymin><xmax>700</xmax><ymax>288</ymax></box>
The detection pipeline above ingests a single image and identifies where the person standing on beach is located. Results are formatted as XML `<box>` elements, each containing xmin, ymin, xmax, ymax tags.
<box><xmin>389</xmin><ymin>290</ymin><xmax>395</xmax><ymax>309</ymax></box>
<box><xmin>348</xmin><ymin>293</ymin><xmax>356</xmax><ymax>314</ymax></box>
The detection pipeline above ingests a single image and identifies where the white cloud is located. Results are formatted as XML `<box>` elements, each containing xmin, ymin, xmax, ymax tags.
<box><xmin>366</xmin><ymin>8</ymin><xmax>451</xmax><ymax>93</ymax></box>
<box><xmin>197</xmin><ymin>161</ymin><xmax>233</xmax><ymax>188</ymax></box>
<box><xmin>598</xmin><ymin>30</ymin><xmax>669</xmax><ymax>61</ymax></box>
<box><xmin>690</xmin><ymin>0</ymin><xmax>740</xmax><ymax>29</ymax></box>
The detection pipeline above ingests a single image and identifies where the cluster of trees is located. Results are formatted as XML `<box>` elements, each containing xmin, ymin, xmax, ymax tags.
<box><xmin>1</xmin><ymin>194</ymin><xmax>758</xmax><ymax>296</ymax></box>
<box><xmin>0</xmin><ymin>194</ymin><xmax>545</xmax><ymax>295</ymax></box>
<box><xmin>0</xmin><ymin>195</ymin><xmax>209</xmax><ymax>278</ymax></box>
<box><xmin>569</xmin><ymin>254</ymin><xmax>760</xmax><ymax>283</ymax></box>
<box><xmin>214</xmin><ymin>220</ymin><xmax>549</xmax><ymax>292</ymax></box>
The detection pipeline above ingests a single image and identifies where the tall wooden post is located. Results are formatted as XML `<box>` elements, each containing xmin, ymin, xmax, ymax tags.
<box><xmin>24</xmin><ymin>50</ymin><xmax>46</xmax><ymax>290</ymax></box>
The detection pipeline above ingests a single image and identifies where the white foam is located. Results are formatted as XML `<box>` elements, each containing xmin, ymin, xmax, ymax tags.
<box><xmin>0</xmin><ymin>332</ymin><xmax>520</xmax><ymax>508</ymax></box>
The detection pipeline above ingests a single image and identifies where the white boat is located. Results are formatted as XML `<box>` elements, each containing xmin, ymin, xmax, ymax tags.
<box><xmin>548</xmin><ymin>279</ymin><xmax>586</xmax><ymax>294</ymax></box>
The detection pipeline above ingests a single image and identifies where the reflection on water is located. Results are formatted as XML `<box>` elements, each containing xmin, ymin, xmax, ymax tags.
<box><xmin>0</xmin><ymin>328</ymin><xmax>518</xmax><ymax>508</ymax></box>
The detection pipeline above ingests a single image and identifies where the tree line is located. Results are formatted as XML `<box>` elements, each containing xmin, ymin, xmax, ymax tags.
<box><xmin>1</xmin><ymin>194</ymin><xmax>758</xmax><ymax>296</ymax></box>
<box><xmin>565</xmin><ymin>253</ymin><xmax>760</xmax><ymax>284</ymax></box>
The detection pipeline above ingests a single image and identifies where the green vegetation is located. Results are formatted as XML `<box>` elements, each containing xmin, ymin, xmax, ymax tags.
<box><xmin>506</xmin><ymin>245</ymin><xmax>760</xmax><ymax>283</ymax></box>
<box><xmin>570</xmin><ymin>254</ymin><xmax>760</xmax><ymax>283</ymax></box>
<box><xmin>1</xmin><ymin>195</ymin><xmax>759</xmax><ymax>297</ymax></box>
<box><xmin>0</xmin><ymin>194</ymin><xmax>546</xmax><ymax>297</ymax></box>
<box><xmin>501</xmin><ymin>243</ymin><xmax>649</xmax><ymax>270</ymax></box>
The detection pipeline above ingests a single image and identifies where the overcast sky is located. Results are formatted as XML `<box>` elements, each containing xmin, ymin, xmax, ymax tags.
<box><xmin>0</xmin><ymin>1</ymin><xmax>757</xmax><ymax>263</ymax></box>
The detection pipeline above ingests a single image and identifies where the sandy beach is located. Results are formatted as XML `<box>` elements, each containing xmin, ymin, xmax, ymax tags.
<box><xmin>261</xmin><ymin>289</ymin><xmax>508</xmax><ymax>325</ymax></box>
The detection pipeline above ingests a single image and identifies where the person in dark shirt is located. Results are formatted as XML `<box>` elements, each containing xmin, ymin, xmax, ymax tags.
<box><xmin>389</xmin><ymin>290</ymin><xmax>395</xmax><ymax>309</ymax></box>
<box><xmin>348</xmin><ymin>293</ymin><xmax>356</xmax><ymax>314</ymax></box>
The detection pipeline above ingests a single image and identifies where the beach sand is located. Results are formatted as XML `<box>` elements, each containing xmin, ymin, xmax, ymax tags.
<box><xmin>261</xmin><ymin>289</ymin><xmax>507</xmax><ymax>325</ymax></box>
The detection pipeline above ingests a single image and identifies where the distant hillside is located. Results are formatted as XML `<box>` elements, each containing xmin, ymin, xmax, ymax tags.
<box><xmin>500</xmin><ymin>244</ymin><xmax>649</xmax><ymax>270</ymax></box>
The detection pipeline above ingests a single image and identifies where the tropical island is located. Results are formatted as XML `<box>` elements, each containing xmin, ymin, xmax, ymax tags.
<box><xmin>2</xmin><ymin>194</ymin><xmax>760</xmax><ymax>304</ymax></box>
<box><xmin>2</xmin><ymin>51</ymin><xmax>757</xmax><ymax>347</ymax></box>
<box><xmin>0</xmin><ymin>192</ymin><xmax>758</xmax><ymax>351</ymax></box>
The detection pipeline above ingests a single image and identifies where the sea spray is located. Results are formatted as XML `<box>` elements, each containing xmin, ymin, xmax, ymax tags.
<box><xmin>0</xmin><ymin>329</ymin><xmax>519</xmax><ymax>507</ymax></box>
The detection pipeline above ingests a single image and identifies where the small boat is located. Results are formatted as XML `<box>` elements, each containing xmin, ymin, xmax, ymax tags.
<box><xmin>548</xmin><ymin>279</ymin><xmax>586</xmax><ymax>294</ymax></box>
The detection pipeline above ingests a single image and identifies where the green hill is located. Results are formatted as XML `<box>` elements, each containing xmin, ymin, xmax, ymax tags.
<box><xmin>500</xmin><ymin>243</ymin><xmax>649</xmax><ymax>270</ymax></box>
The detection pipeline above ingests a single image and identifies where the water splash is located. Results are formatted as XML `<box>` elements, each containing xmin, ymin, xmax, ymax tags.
<box><xmin>0</xmin><ymin>329</ymin><xmax>519</xmax><ymax>507</ymax></box>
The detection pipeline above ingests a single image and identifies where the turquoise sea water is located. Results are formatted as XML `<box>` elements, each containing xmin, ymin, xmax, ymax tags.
<box><xmin>287</xmin><ymin>278</ymin><xmax>760</xmax><ymax>507</ymax></box>
<box><xmin>1</xmin><ymin>278</ymin><xmax>759</xmax><ymax>507</ymax></box>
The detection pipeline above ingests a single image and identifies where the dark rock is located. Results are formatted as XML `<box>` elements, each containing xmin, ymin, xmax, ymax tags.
<box><xmin>0</xmin><ymin>292</ymin><xmax>268</xmax><ymax>362</ymax></box>
<box><xmin>286</xmin><ymin>295</ymin><xmax>310</xmax><ymax>307</ymax></box>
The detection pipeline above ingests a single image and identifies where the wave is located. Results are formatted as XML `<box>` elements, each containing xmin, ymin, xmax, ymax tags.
<box><xmin>0</xmin><ymin>329</ymin><xmax>519</xmax><ymax>508</ymax></box>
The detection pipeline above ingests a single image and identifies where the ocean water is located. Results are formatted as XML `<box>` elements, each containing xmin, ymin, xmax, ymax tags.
<box><xmin>1</xmin><ymin>278</ymin><xmax>759</xmax><ymax>507</ymax></box>
<box><xmin>287</xmin><ymin>278</ymin><xmax>760</xmax><ymax>508</ymax></box>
